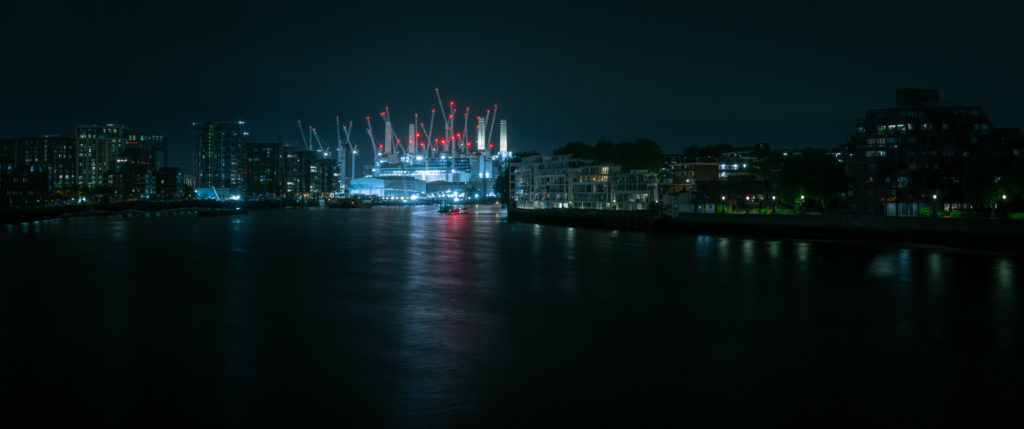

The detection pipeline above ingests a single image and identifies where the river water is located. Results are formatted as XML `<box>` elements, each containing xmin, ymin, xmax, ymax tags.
<box><xmin>2</xmin><ymin>205</ymin><xmax>1022</xmax><ymax>426</ymax></box>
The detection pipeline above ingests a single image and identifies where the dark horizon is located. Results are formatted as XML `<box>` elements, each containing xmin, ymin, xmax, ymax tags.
<box><xmin>3</xmin><ymin>1</ymin><xmax>1024</xmax><ymax>174</ymax></box>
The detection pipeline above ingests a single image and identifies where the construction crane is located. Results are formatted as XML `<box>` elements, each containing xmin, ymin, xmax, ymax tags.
<box><xmin>461</xmin><ymin>107</ymin><xmax>470</xmax><ymax>153</ymax></box>
<box><xmin>366</xmin><ymin>116</ymin><xmax>379</xmax><ymax>164</ymax></box>
<box><xmin>310</xmin><ymin>126</ymin><xmax>326</xmax><ymax>152</ymax></box>
<box><xmin>421</xmin><ymin>108</ymin><xmax>436</xmax><ymax>154</ymax></box>
<box><xmin>297</xmin><ymin>120</ymin><xmax>310</xmax><ymax>150</ymax></box>
<box><xmin>487</xmin><ymin>104</ymin><xmax>499</xmax><ymax>150</ymax></box>
<box><xmin>341</xmin><ymin>120</ymin><xmax>357</xmax><ymax>182</ymax></box>
<box><xmin>435</xmin><ymin>88</ymin><xmax>455</xmax><ymax>156</ymax></box>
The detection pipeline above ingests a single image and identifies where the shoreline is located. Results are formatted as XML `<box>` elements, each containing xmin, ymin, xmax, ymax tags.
<box><xmin>508</xmin><ymin>208</ymin><xmax>1024</xmax><ymax>253</ymax></box>
<box><xmin>0</xmin><ymin>200</ymin><xmax>311</xmax><ymax>225</ymax></box>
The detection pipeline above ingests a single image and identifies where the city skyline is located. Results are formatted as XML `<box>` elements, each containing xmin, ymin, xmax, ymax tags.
<box><xmin>4</xmin><ymin>1</ymin><xmax>1024</xmax><ymax>173</ymax></box>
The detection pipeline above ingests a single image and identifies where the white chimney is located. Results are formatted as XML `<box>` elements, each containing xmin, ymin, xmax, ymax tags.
<box><xmin>499</xmin><ymin>119</ymin><xmax>508</xmax><ymax>153</ymax></box>
<box><xmin>477</xmin><ymin>117</ymin><xmax>486</xmax><ymax>151</ymax></box>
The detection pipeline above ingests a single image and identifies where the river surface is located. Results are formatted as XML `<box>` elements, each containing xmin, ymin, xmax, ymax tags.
<box><xmin>2</xmin><ymin>205</ymin><xmax>1022</xmax><ymax>426</ymax></box>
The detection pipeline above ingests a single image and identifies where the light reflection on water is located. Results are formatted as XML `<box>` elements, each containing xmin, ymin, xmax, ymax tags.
<box><xmin>2</xmin><ymin>205</ymin><xmax>1023</xmax><ymax>426</ymax></box>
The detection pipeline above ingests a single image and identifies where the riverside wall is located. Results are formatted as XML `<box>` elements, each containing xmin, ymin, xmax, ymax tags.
<box><xmin>508</xmin><ymin>208</ymin><xmax>1024</xmax><ymax>252</ymax></box>
<box><xmin>0</xmin><ymin>200</ymin><xmax>302</xmax><ymax>225</ymax></box>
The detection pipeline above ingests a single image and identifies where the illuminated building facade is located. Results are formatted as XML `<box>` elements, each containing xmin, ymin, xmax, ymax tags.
<box><xmin>0</xmin><ymin>136</ymin><xmax>77</xmax><ymax>192</ymax></box>
<box><xmin>156</xmin><ymin>167</ymin><xmax>183</xmax><ymax>199</ymax></box>
<box><xmin>104</xmin><ymin>144</ymin><xmax>155</xmax><ymax>199</ymax></box>
<box><xmin>244</xmin><ymin>142</ymin><xmax>285</xmax><ymax>197</ymax></box>
<box><xmin>849</xmin><ymin>89</ymin><xmax>995</xmax><ymax>212</ymax></box>
<box><xmin>126</xmin><ymin>130</ymin><xmax>168</xmax><ymax>171</ymax></box>
<box><xmin>0</xmin><ymin>164</ymin><xmax>47</xmax><ymax>207</ymax></box>
<box><xmin>76</xmin><ymin>124</ymin><xmax>125</xmax><ymax>188</ymax></box>
<box><xmin>512</xmin><ymin>155</ymin><xmax>658</xmax><ymax>210</ymax></box>
<box><xmin>193</xmin><ymin>121</ymin><xmax>248</xmax><ymax>188</ymax></box>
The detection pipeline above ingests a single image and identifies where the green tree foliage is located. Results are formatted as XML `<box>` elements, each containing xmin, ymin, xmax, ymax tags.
<box><xmin>749</xmin><ymin>146</ymin><xmax>783</xmax><ymax>179</ymax></box>
<box><xmin>961</xmin><ymin>141</ymin><xmax>1013</xmax><ymax>216</ymax></box>
<box><xmin>553</xmin><ymin>141</ymin><xmax>592</xmax><ymax>159</ymax></box>
<box><xmin>552</xmin><ymin>138</ymin><xmax>663</xmax><ymax>172</ymax></box>
<box><xmin>493</xmin><ymin>150</ymin><xmax>539</xmax><ymax>206</ymax></box>
<box><xmin>777</xmin><ymin>148</ymin><xmax>846</xmax><ymax>211</ymax></box>
<box><xmin>1012</xmin><ymin>152</ymin><xmax>1024</xmax><ymax>198</ymax></box>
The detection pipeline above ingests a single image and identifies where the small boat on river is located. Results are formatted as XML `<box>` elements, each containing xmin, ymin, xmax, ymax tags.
<box><xmin>438</xmin><ymin>201</ymin><xmax>464</xmax><ymax>215</ymax></box>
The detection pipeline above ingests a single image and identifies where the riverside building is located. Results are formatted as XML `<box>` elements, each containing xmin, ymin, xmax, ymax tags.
<box><xmin>75</xmin><ymin>124</ymin><xmax>126</xmax><ymax>188</ymax></box>
<box><xmin>0</xmin><ymin>136</ymin><xmax>77</xmax><ymax>192</ymax></box>
<box><xmin>193</xmin><ymin>121</ymin><xmax>248</xmax><ymax>189</ymax></box>
<box><xmin>849</xmin><ymin>89</ymin><xmax>996</xmax><ymax>213</ymax></box>
<box><xmin>511</xmin><ymin>155</ymin><xmax>658</xmax><ymax>210</ymax></box>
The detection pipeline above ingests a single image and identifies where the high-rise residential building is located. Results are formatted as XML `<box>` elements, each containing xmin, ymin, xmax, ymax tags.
<box><xmin>283</xmin><ymin>148</ymin><xmax>341</xmax><ymax>197</ymax></box>
<box><xmin>76</xmin><ymin>124</ymin><xmax>126</xmax><ymax>188</ymax></box>
<box><xmin>104</xmin><ymin>144</ymin><xmax>155</xmax><ymax>199</ymax></box>
<box><xmin>193</xmin><ymin>121</ymin><xmax>248</xmax><ymax>188</ymax></box>
<box><xmin>0</xmin><ymin>136</ymin><xmax>77</xmax><ymax>192</ymax></box>
<box><xmin>0</xmin><ymin>164</ymin><xmax>48</xmax><ymax>208</ymax></box>
<box><xmin>849</xmin><ymin>89</ymin><xmax>995</xmax><ymax>212</ymax></box>
<box><xmin>245</xmin><ymin>142</ymin><xmax>286</xmax><ymax>197</ymax></box>
<box><xmin>126</xmin><ymin>130</ymin><xmax>168</xmax><ymax>171</ymax></box>
<box><xmin>156</xmin><ymin>167</ymin><xmax>183</xmax><ymax>199</ymax></box>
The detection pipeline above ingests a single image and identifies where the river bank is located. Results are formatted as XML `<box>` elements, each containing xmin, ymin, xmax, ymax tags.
<box><xmin>0</xmin><ymin>200</ymin><xmax>308</xmax><ymax>225</ymax></box>
<box><xmin>508</xmin><ymin>208</ymin><xmax>1024</xmax><ymax>252</ymax></box>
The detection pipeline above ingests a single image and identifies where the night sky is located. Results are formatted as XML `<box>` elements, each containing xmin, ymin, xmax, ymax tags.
<box><xmin>3</xmin><ymin>0</ymin><xmax>1023</xmax><ymax>174</ymax></box>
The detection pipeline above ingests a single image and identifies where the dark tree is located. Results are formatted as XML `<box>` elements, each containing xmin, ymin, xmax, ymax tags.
<box><xmin>749</xmin><ymin>145</ymin><xmax>783</xmax><ymax>179</ymax></box>
<box><xmin>553</xmin><ymin>141</ymin><xmax>592</xmax><ymax>159</ymax></box>
<box><xmin>1012</xmin><ymin>152</ymin><xmax>1024</xmax><ymax>199</ymax></box>
<box><xmin>962</xmin><ymin>141</ymin><xmax>1013</xmax><ymax>217</ymax></box>
<box><xmin>777</xmin><ymin>148</ymin><xmax>846</xmax><ymax>211</ymax></box>
<box><xmin>493</xmin><ymin>151</ymin><xmax>539</xmax><ymax>206</ymax></box>
<box><xmin>552</xmin><ymin>138</ymin><xmax>663</xmax><ymax>172</ymax></box>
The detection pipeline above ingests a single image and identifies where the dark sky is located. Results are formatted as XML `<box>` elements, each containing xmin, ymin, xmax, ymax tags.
<box><xmin>3</xmin><ymin>0</ymin><xmax>1023</xmax><ymax>174</ymax></box>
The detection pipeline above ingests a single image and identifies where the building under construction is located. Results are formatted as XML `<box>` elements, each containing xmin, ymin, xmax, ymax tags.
<box><xmin>340</xmin><ymin>89</ymin><xmax>511</xmax><ymax>199</ymax></box>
